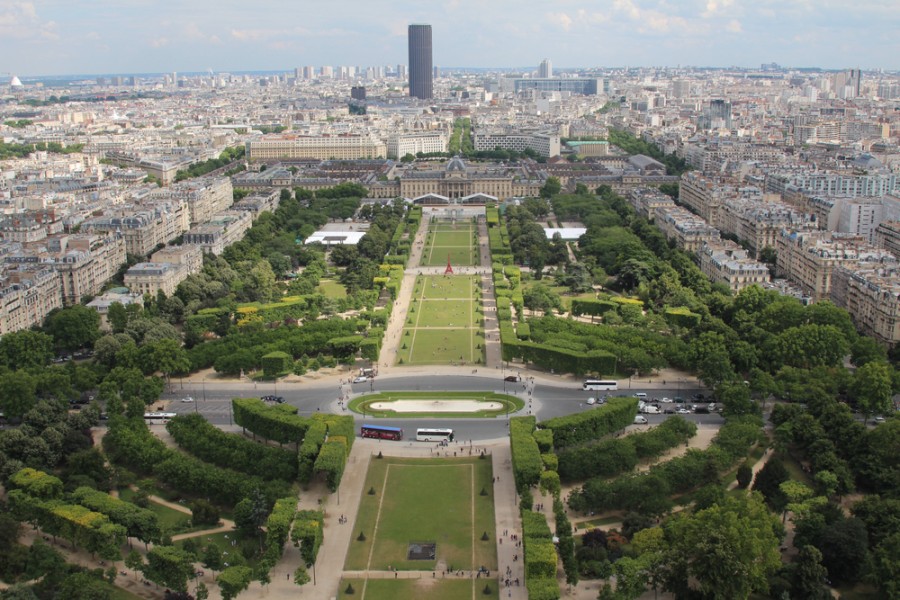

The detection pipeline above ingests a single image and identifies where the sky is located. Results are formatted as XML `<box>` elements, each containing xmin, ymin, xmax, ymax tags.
<box><xmin>1</xmin><ymin>0</ymin><xmax>898</xmax><ymax>76</ymax></box>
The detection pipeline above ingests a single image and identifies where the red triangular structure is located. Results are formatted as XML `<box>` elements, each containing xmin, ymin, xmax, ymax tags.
<box><xmin>444</xmin><ymin>254</ymin><xmax>454</xmax><ymax>275</ymax></box>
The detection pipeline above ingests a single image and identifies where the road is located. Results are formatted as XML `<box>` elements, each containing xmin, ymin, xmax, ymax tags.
<box><xmin>159</xmin><ymin>374</ymin><xmax>720</xmax><ymax>441</ymax></box>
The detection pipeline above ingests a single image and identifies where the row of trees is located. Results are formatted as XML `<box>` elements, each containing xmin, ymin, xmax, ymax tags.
<box><xmin>166</xmin><ymin>413</ymin><xmax>297</xmax><ymax>481</ymax></box>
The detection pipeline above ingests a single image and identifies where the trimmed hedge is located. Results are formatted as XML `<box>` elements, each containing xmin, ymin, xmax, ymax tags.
<box><xmin>510</xmin><ymin>417</ymin><xmax>543</xmax><ymax>492</ymax></box>
<box><xmin>571</xmin><ymin>299</ymin><xmax>616</xmax><ymax>317</ymax></box>
<box><xmin>298</xmin><ymin>421</ymin><xmax>327</xmax><ymax>484</ymax></box>
<box><xmin>556</xmin><ymin>416</ymin><xmax>697</xmax><ymax>482</ymax></box>
<box><xmin>233</xmin><ymin>398</ymin><xmax>310</xmax><ymax>445</ymax></box>
<box><xmin>71</xmin><ymin>486</ymin><xmax>161</xmax><ymax>544</ymax></box>
<box><xmin>292</xmin><ymin>509</ymin><xmax>325</xmax><ymax>566</ymax></box>
<box><xmin>501</xmin><ymin>339</ymin><xmax>617</xmax><ymax>377</ymax></box>
<box><xmin>539</xmin><ymin>397</ymin><xmax>638</xmax><ymax>448</ymax></box>
<box><xmin>313</xmin><ymin>439</ymin><xmax>347</xmax><ymax>491</ymax></box>
<box><xmin>167</xmin><ymin>413</ymin><xmax>297</xmax><ymax>481</ymax></box>
<box><xmin>261</xmin><ymin>497</ymin><xmax>297</xmax><ymax>568</ymax></box>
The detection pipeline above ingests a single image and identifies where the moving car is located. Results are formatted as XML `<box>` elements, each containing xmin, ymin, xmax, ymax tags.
<box><xmin>504</xmin><ymin>375</ymin><xmax>522</xmax><ymax>382</ymax></box>
<box><xmin>352</xmin><ymin>376</ymin><xmax>369</xmax><ymax>383</ymax></box>
<box><xmin>586</xmin><ymin>397</ymin><xmax>596</xmax><ymax>405</ymax></box>
<box><xmin>261</xmin><ymin>395</ymin><xmax>285</xmax><ymax>403</ymax></box>
<box><xmin>633</xmin><ymin>415</ymin><xmax>649</xmax><ymax>424</ymax></box>
<box><xmin>676</xmin><ymin>408</ymin><xmax>691</xmax><ymax>414</ymax></box>
<box><xmin>660</xmin><ymin>397</ymin><xmax>673</xmax><ymax>403</ymax></box>
<box><xmin>180</xmin><ymin>396</ymin><xmax>194</xmax><ymax>403</ymax></box>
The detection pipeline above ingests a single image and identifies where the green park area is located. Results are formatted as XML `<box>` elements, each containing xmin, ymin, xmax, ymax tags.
<box><xmin>337</xmin><ymin>577</ymin><xmax>499</xmax><ymax>600</ymax></box>
<box><xmin>397</xmin><ymin>275</ymin><xmax>484</xmax><ymax>365</ymax></box>
<box><xmin>343</xmin><ymin>456</ymin><xmax>498</xmax><ymax>599</ymax></box>
<box><xmin>422</xmin><ymin>219</ymin><xmax>478</xmax><ymax>267</ymax></box>
<box><xmin>349</xmin><ymin>391</ymin><xmax>523</xmax><ymax>418</ymax></box>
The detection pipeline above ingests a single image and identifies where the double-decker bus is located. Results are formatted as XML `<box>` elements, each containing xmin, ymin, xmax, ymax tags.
<box><xmin>360</xmin><ymin>424</ymin><xmax>403</xmax><ymax>441</ymax></box>
<box><xmin>416</xmin><ymin>428</ymin><xmax>454</xmax><ymax>442</ymax></box>
<box><xmin>582</xmin><ymin>379</ymin><xmax>618</xmax><ymax>391</ymax></box>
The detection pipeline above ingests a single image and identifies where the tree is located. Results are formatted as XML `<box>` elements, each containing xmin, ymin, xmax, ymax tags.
<box><xmin>0</xmin><ymin>330</ymin><xmax>54</xmax><ymax>370</ymax></box>
<box><xmin>870</xmin><ymin>532</ymin><xmax>900</xmax><ymax>599</ymax></box>
<box><xmin>736</xmin><ymin>463</ymin><xmax>753</xmax><ymax>489</ymax></box>
<box><xmin>191</xmin><ymin>499</ymin><xmax>220</xmax><ymax>527</ymax></box>
<box><xmin>540</xmin><ymin>176</ymin><xmax>561</xmax><ymax>198</ymax></box>
<box><xmin>852</xmin><ymin>361</ymin><xmax>894</xmax><ymax>424</ymax></box>
<box><xmin>661</xmin><ymin>493</ymin><xmax>782</xmax><ymax>600</ymax></box>
<box><xmin>217</xmin><ymin>566</ymin><xmax>253</xmax><ymax>600</ymax></box>
<box><xmin>523</xmin><ymin>284</ymin><xmax>561</xmax><ymax>316</ymax></box>
<box><xmin>817</xmin><ymin>517</ymin><xmax>869</xmax><ymax>586</ymax></box>
<box><xmin>752</xmin><ymin>458</ymin><xmax>789</xmax><ymax>512</ymax></box>
<box><xmin>125</xmin><ymin>549</ymin><xmax>144</xmax><ymax>579</ymax></box>
<box><xmin>0</xmin><ymin>371</ymin><xmax>37</xmax><ymax>418</ymax></box>
<box><xmin>143</xmin><ymin>546</ymin><xmax>195</xmax><ymax>592</ymax></box>
<box><xmin>202</xmin><ymin>543</ymin><xmax>224</xmax><ymax>575</ymax></box>
<box><xmin>57</xmin><ymin>573</ymin><xmax>111</xmax><ymax>600</ymax></box>
<box><xmin>44</xmin><ymin>305</ymin><xmax>101</xmax><ymax>351</ymax></box>
<box><xmin>790</xmin><ymin>545</ymin><xmax>831</xmax><ymax>600</ymax></box>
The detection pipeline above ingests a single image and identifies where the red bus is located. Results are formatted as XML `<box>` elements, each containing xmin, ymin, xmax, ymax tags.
<box><xmin>360</xmin><ymin>424</ymin><xmax>403</xmax><ymax>440</ymax></box>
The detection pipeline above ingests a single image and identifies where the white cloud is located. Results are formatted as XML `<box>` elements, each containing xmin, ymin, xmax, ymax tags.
<box><xmin>149</xmin><ymin>37</ymin><xmax>169</xmax><ymax>48</ymax></box>
<box><xmin>0</xmin><ymin>0</ymin><xmax>56</xmax><ymax>40</ymax></box>
<box><xmin>725</xmin><ymin>19</ymin><xmax>742</xmax><ymax>33</ymax></box>
<box><xmin>546</xmin><ymin>11</ymin><xmax>573</xmax><ymax>31</ymax></box>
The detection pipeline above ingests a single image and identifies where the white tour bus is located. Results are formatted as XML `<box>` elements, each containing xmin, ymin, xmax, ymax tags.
<box><xmin>416</xmin><ymin>428</ymin><xmax>454</xmax><ymax>442</ymax></box>
<box><xmin>582</xmin><ymin>379</ymin><xmax>618</xmax><ymax>391</ymax></box>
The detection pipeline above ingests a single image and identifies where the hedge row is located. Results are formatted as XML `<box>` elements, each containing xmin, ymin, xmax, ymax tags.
<box><xmin>292</xmin><ymin>509</ymin><xmax>325</xmax><ymax>567</ymax></box>
<box><xmin>167</xmin><ymin>413</ymin><xmax>297</xmax><ymax>481</ymax></box>
<box><xmin>298</xmin><ymin>421</ymin><xmax>327</xmax><ymax>484</ymax></box>
<box><xmin>314</xmin><ymin>438</ymin><xmax>347</xmax><ymax>492</ymax></box>
<box><xmin>522</xmin><ymin>508</ymin><xmax>560</xmax><ymax>600</ymax></box>
<box><xmin>233</xmin><ymin>398</ymin><xmax>311</xmax><ymax>445</ymax></box>
<box><xmin>260</xmin><ymin>497</ymin><xmax>297</xmax><ymax>570</ymax></box>
<box><xmin>539</xmin><ymin>397</ymin><xmax>639</xmax><ymax>448</ymax></box>
<box><xmin>510</xmin><ymin>417</ymin><xmax>543</xmax><ymax>492</ymax></box>
<box><xmin>568</xmin><ymin>417</ymin><xmax>762</xmax><ymax>514</ymax></box>
<box><xmin>556</xmin><ymin>416</ymin><xmax>697</xmax><ymax>481</ymax></box>
<box><xmin>501</xmin><ymin>339</ymin><xmax>617</xmax><ymax>376</ymax></box>
<box><xmin>570</xmin><ymin>299</ymin><xmax>617</xmax><ymax>317</ymax></box>
<box><xmin>71</xmin><ymin>486</ymin><xmax>161</xmax><ymax>544</ymax></box>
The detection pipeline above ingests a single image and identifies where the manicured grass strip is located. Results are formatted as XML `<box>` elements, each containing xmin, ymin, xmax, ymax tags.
<box><xmin>338</xmin><ymin>577</ymin><xmax>500</xmax><ymax>600</ymax></box>
<box><xmin>349</xmin><ymin>392</ymin><xmax>524</xmax><ymax>419</ymax></box>
<box><xmin>345</xmin><ymin>457</ymin><xmax>497</xmax><ymax>574</ymax></box>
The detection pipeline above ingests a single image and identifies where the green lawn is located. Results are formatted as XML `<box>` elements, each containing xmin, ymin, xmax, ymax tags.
<box><xmin>345</xmin><ymin>457</ymin><xmax>496</xmax><ymax>573</ymax></box>
<box><xmin>419</xmin><ymin>275</ymin><xmax>476</xmax><ymax>300</ymax></box>
<box><xmin>398</xmin><ymin>329</ymin><xmax>483</xmax><ymax>365</ymax></box>
<box><xmin>423</xmin><ymin>221</ymin><xmax>477</xmax><ymax>266</ymax></box>
<box><xmin>337</xmin><ymin>577</ymin><xmax>500</xmax><ymax>600</ymax></box>
<box><xmin>349</xmin><ymin>391</ymin><xmax>523</xmax><ymax>418</ymax></box>
<box><xmin>399</xmin><ymin>276</ymin><xmax>483</xmax><ymax>366</ymax></box>
<box><xmin>316</xmin><ymin>279</ymin><xmax>347</xmax><ymax>298</ymax></box>
<box><xmin>118</xmin><ymin>488</ymin><xmax>194</xmax><ymax>534</ymax></box>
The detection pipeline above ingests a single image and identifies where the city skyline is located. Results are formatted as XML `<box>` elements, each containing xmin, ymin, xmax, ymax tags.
<box><xmin>1</xmin><ymin>0</ymin><xmax>898</xmax><ymax>77</ymax></box>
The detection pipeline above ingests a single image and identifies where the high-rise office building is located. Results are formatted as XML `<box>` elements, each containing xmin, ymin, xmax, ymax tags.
<box><xmin>538</xmin><ymin>59</ymin><xmax>552</xmax><ymax>78</ymax></box>
<box><xmin>408</xmin><ymin>24</ymin><xmax>433</xmax><ymax>100</ymax></box>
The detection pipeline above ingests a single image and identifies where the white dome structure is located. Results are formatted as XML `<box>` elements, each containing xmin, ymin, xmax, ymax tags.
<box><xmin>9</xmin><ymin>76</ymin><xmax>23</xmax><ymax>87</ymax></box>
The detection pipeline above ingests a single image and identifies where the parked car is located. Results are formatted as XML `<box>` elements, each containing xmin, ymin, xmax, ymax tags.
<box><xmin>663</xmin><ymin>408</ymin><xmax>675</xmax><ymax>415</ymax></box>
<box><xmin>660</xmin><ymin>397</ymin><xmax>673</xmax><ymax>403</ymax></box>
<box><xmin>676</xmin><ymin>408</ymin><xmax>691</xmax><ymax>414</ymax></box>
<box><xmin>633</xmin><ymin>415</ymin><xmax>649</xmax><ymax>424</ymax></box>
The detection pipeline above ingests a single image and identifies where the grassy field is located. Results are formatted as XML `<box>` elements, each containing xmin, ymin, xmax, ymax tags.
<box><xmin>349</xmin><ymin>391</ymin><xmax>523</xmax><ymax>418</ymax></box>
<box><xmin>316</xmin><ymin>279</ymin><xmax>347</xmax><ymax>298</ymax></box>
<box><xmin>118</xmin><ymin>487</ymin><xmax>194</xmax><ymax>534</ymax></box>
<box><xmin>337</xmin><ymin>577</ymin><xmax>500</xmax><ymax>600</ymax></box>
<box><xmin>397</xmin><ymin>275</ymin><xmax>483</xmax><ymax>366</ymax></box>
<box><xmin>345</xmin><ymin>457</ymin><xmax>496</xmax><ymax>573</ymax></box>
<box><xmin>423</xmin><ymin>220</ymin><xmax>477</xmax><ymax>267</ymax></box>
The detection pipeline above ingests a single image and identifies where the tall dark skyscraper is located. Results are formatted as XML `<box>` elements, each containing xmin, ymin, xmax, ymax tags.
<box><xmin>408</xmin><ymin>23</ymin><xmax>433</xmax><ymax>100</ymax></box>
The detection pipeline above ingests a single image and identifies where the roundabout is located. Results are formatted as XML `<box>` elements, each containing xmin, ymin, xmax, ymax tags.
<box><xmin>349</xmin><ymin>391</ymin><xmax>523</xmax><ymax>418</ymax></box>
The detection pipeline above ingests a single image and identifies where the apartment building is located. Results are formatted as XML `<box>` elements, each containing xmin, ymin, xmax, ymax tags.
<box><xmin>653</xmin><ymin>205</ymin><xmax>721</xmax><ymax>253</ymax></box>
<box><xmin>698</xmin><ymin>240</ymin><xmax>771</xmax><ymax>293</ymax></box>
<box><xmin>678</xmin><ymin>171</ymin><xmax>730</xmax><ymax>227</ymax></box>
<box><xmin>386</xmin><ymin>132</ymin><xmax>448</xmax><ymax>159</ymax></box>
<box><xmin>472</xmin><ymin>131</ymin><xmax>561</xmax><ymax>158</ymax></box>
<box><xmin>151</xmin><ymin>177</ymin><xmax>233</xmax><ymax>225</ymax></box>
<box><xmin>0</xmin><ymin>264</ymin><xmax>63</xmax><ymax>335</ymax></box>
<box><xmin>831</xmin><ymin>265</ymin><xmax>900</xmax><ymax>346</ymax></box>
<box><xmin>628</xmin><ymin>188</ymin><xmax>676</xmax><ymax>220</ymax></box>
<box><xmin>719</xmin><ymin>198</ymin><xmax>811</xmax><ymax>256</ymax></box>
<box><xmin>123</xmin><ymin>262</ymin><xmax>185</xmax><ymax>298</ymax></box>
<box><xmin>874</xmin><ymin>221</ymin><xmax>900</xmax><ymax>257</ymax></box>
<box><xmin>150</xmin><ymin>245</ymin><xmax>203</xmax><ymax>277</ymax></box>
<box><xmin>182</xmin><ymin>210</ymin><xmax>252</xmax><ymax>256</ymax></box>
<box><xmin>81</xmin><ymin>198</ymin><xmax>191</xmax><ymax>257</ymax></box>
<box><xmin>246</xmin><ymin>134</ymin><xmax>387</xmax><ymax>160</ymax></box>
<box><xmin>775</xmin><ymin>230</ymin><xmax>897</xmax><ymax>301</ymax></box>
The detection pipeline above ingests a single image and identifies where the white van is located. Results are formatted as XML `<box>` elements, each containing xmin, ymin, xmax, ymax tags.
<box><xmin>641</xmin><ymin>405</ymin><xmax>660</xmax><ymax>414</ymax></box>
<box><xmin>633</xmin><ymin>415</ymin><xmax>648</xmax><ymax>424</ymax></box>
<box><xmin>635</xmin><ymin>392</ymin><xmax>647</xmax><ymax>399</ymax></box>
<box><xmin>586</xmin><ymin>397</ymin><xmax>596</xmax><ymax>405</ymax></box>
